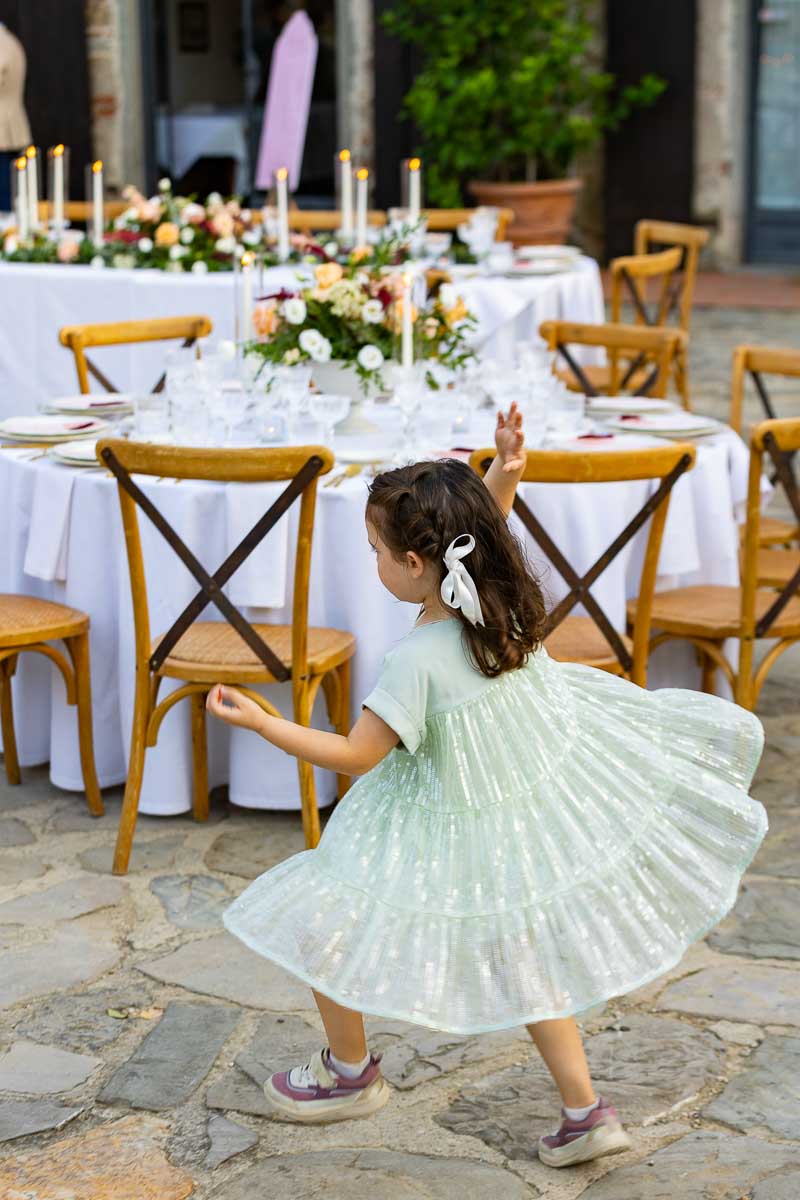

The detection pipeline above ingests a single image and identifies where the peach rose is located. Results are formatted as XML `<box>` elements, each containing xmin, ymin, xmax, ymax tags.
<box><xmin>182</xmin><ymin>202</ymin><xmax>205</xmax><ymax>225</ymax></box>
<box><xmin>350</xmin><ymin>246</ymin><xmax>370</xmax><ymax>263</ymax></box>
<box><xmin>155</xmin><ymin>222</ymin><xmax>180</xmax><ymax>247</ymax></box>
<box><xmin>138</xmin><ymin>199</ymin><xmax>163</xmax><ymax>223</ymax></box>
<box><xmin>252</xmin><ymin>301</ymin><xmax>278</xmax><ymax>338</ymax></box>
<box><xmin>314</xmin><ymin>262</ymin><xmax>344</xmax><ymax>289</ymax></box>
<box><xmin>210</xmin><ymin>210</ymin><xmax>235</xmax><ymax>239</ymax></box>
<box><xmin>57</xmin><ymin>239</ymin><xmax>80</xmax><ymax>263</ymax></box>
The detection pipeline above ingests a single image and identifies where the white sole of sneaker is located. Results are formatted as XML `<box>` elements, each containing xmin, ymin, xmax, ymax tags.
<box><xmin>264</xmin><ymin>1076</ymin><xmax>391</xmax><ymax>1124</ymax></box>
<box><xmin>537</xmin><ymin>1121</ymin><xmax>632</xmax><ymax>1168</ymax></box>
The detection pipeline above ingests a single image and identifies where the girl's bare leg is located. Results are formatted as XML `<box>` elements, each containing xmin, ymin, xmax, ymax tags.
<box><xmin>526</xmin><ymin>1017</ymin><xmax>597</xmax><ymax>1108</ymax></box>
<box><xmin>313</xmin><ymin>989</ymin><xmax>368</xmax><ymax>1062</ymax></box>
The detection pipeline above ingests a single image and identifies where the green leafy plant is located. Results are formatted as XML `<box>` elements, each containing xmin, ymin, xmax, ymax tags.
<box><xmin>382</xmin><ymin>0</ymin><xmax>666</xmax><ymax>207</ymax></box>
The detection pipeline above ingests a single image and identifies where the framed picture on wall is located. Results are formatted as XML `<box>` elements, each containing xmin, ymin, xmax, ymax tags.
<box><xmin>178</xmin><ymin>1</ymin><xmax>210</xmax><ymax>53</ymax></box>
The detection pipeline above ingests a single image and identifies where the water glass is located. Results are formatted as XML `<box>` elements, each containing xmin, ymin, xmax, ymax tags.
<box><xmin>309</xmin><ymin>392</ymin><xmax>351</xmax><ymax>447</ymax></box>
<box><xmin>132</xmin><ymin>393</ymin><xmax>170</xmax><ymax>442</ymax></box>
<box><xmin>416</xmin><ymin>404</ymin><xmax>458</xmax><ymax>454</ymax></box>
<box><xmin>170</xmin><ymin>391</ymin><xmax>210</xmax><ymax>446</ymax></box>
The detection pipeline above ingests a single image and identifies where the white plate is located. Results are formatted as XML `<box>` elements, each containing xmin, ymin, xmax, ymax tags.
<box><xmin>587</xmin><ymin>397</ymin><xmax>678</xmax><ymax>415</ymax></box>
<box><xmin>516</xmin><ymin>244</ymin><xmax>582</xmax><ymax>260</ymax></box>
<box><xmin>604</xmin><ymin>413</ymin><xmax>721</xmax><ymax>438</ymax></box>
<box><xmin>506</xmin><ymin>260</ymin><xmax>574</xmax><ymax>276</ymax></box>
<box><xmin>44</xmin><ymin>394</ymin><xmax>135</xmax><ymax>415</ymax></box>
<box><xmin>0</xmin><ymin>415</ymin><xmax>110</xmax><ymax>442</ymax></box>
<box><xmin>335</xmin><ymin>444</ymin><xmax>398</xmax><ymax>465</ymax></box>
<box><xmin>48</xmin><ymin>439</ymin><xmax>102</xmax><ymax>466</ymax></box>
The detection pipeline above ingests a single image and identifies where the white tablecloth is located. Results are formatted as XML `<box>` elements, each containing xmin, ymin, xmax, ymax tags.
<box><xmin>155</xmin><ymin>110</ymin><xmax>249</xmax><ymax>194</ymax></box>
<box><xmin>0</xmin><ymin>422</ymin><xmax>752</xmax><ymax>816</ymax></box>
<box><xmin>0</xmin><ymin>259</ymin><xmax>605</xmax><ymax>418</ymax></box>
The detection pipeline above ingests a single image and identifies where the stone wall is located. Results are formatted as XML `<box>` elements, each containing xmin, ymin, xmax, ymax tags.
<box><xmin>85</xmin><ymin>0</ymin><xmax>146</xmax><ymax>192</ymax></box>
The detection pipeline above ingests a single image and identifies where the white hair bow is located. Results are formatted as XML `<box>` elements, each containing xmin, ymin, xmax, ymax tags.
<box><xmin>440</xmin><ymin>534</ymin><xmax>484</xmax><ymax>627</ymax></box>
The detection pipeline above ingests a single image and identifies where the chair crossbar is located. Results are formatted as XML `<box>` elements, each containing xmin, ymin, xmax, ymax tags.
<box><xmin>752</xmin><ymin>372</ymin><xmax>798</xmax><ymax>485</ymax></box>
<box><xmin>557</xmin><ymin>344</ymin><xmax>597</xmax><ymax>396</ymax></box>
<box><xmin>84</xmin><ymin>334</ymin><xmax>200</xmax><ymax>396</ymax></box>
<box><xmin>505</xmin><ymin>454</ymin><xmax>692</xmax><ymax>672</ymax></box>
<box><xmin>756</xmin><ymin>432</ymin><xmax>800</xmax><ymax>636</ymax></box>
<box><xmin>101</xmin><ymin>446</ymin><xmax>324</xmax><ymax>680</ymax></box>
<box><xmin>617</xmin><ymin>264</ymin><xmax>684</xmax><ymax>392</ymax></box>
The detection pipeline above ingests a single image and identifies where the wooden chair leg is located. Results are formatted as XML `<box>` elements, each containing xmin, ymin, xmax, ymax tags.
<box><xmin>113</xmin><ymin>675</ymin><xmax>151</xmax><ymax>875</ymax></box>
<box><xmin>0</xmin><ymin>656</ymin><xmax>21</xmax><ymax>786</ymax></box>
<box><xmin>65</xmin><ymin>634</ymin><xmax>103</xmax><ymax>816</ymax></box>
<box><xmin>190</xmin><ymin>691</ymin><xmax>209</xmax><ymax>822</ymax></box>
<box><xmin>734</xmin><ymin>637</ymin><xmax>755</xmax><ymax>711</ymax></box>
<box><xmin>700</xmin><ymin>651</ymin><xmax>716</xmax><ymax>696</ymax></box>
<box><xmin>335</xmin><ymin>658</ymin><xmax>352</xmax><ymax>802</ymax></box>
<box><xmin>294</xmin><ymin>683</ymin><xmax>321</xmax><ymax>849</ymax></box>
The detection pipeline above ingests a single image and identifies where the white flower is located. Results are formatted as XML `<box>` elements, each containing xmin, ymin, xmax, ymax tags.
<box><xmin>323</xmin><ymin>241</ymin><xmax>339</xmax><ymax>257</ymax></box>
<box><xmin>179</xmin><ymin>226</ymin><xmax>195</xmax><ymax>245</ymax></box>
<box><xmin>282</xmin><ymin>298</ymin><xmax>307</xmax><ymax>325</ymax></box>
<box><xmin>111</xmin><ymin>252</ymin><xmax>136</xmax><ymax>270</ymax></box>
<box><xmin>137</xmin><ymin>236</ymin><xmax>153</xmax><ymax>253</ymax></box>
<box><xmin>361</xmin><ymin>299</ymin><xmax>384</xmax><ymax>324</ymax></box>
<box><xmin>234</xmin><ymin>243</ymin><xmax>245</xmax><ymax>257</ymax></box>
<box><xmin>310</xmin><ymin>335</ymin><xmax>332</xmax><ymax>363</ymax></box>
<box><xmin>90</xmin><ymin>255</ymin><xmax>105</xmax><ymax>269</ymax></box>
<box><xmin>113</xmin><ymin>215</ymin><xmax>128</xmax><ymax>231</ymax></box>
<box><xmin>218</xmin><ymin>339</ymin><xmax>237</xmax><ymax>360</ymax></box>
<box><xmin>191</xmin><ymin>260</ymin><xmax>208</xmax><ymax>274</ymax></box>
<box><xmin>283</xmin><ymin>347</ymin><xmax>301</xmax><ymax>365</ymax></box>
<box><xmin>242</xmin><ymin>228</ymin><xmax>261</xmax><ymax>246</ymax></box>
<box><xmin>206</xmin><ymin>191</ymin><xmax>223</xmax><ymax>208</ymax></box>
<box><xmin>357</xmin><ymin>344</ymin><xmax>384</xmax><ymax>371</ymax></box>
<box><xmin>169</xmin><ymin>244</ymin><xmax>188</xmax><ymax>260</ymax></box>
<box><xmin>165</xmin><ymin>261</ymin><xmax>183</xmax><ymax>273</ymax></box>
<box><xmin>122</xmin><ymin>206</ymin><xmax>138</xmax><ymax>223</ymax></box>
<box><xmin>299</xmin><ymin>329</ymin><xmax>323</xmax><ymax>356</ymax></box>
<box><xmin>158</xmin><ymin>177</ymin><xmax>172</xmax><ymax>192</ymax></box>
<box><xmin>214</xmin><ymin>235</ymin><xmax>236</xmax><ymax>254</ymax></box>
<box><xmin>3</xmin><ymin>235</ymin><xmax>18</xmax><ymax>255</ymax></box>
<box><xmin>439</xmin><ymin>283</ymin><xmax>458</xmax><ymax>310</ymax></box>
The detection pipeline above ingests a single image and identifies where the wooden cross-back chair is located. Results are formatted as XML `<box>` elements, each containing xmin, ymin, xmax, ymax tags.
<box><xmin>59</xmin><ymin>315</ymin><xmax>213</xmax><ymax>396</ymax></box>
<box><xmin>0</xmin><ymin>594</ymin><xmax>102</xmax><ymax>813</ymax></box>
<box><xmin>36</xmin><ymin>199</ymin><xmax>128</xmax><ymax>226</ymax></box>
<box><xmin>730</xmin><ymin>345</ymin><xmax>800</xmax><ymax>550</ymax></box>
<box><xmin>634</xmin><ymin>220</ymin><xmax>709</xmax><ymax>331</ymax></box>
<box><xmin>539</xmin><ymin>320</ymin><xmax>686</xmax><ymax>400</ymax></box>
<box><xmin>96</xmin><ymin>439</ymin><xmax>355</xmax><ymax>875</ymax></box>
<box><xmin>470</xmin><ymin>443</ymin><xmax>695</xmax><ymax>686</ymax></box>
<box><xmin>628</xmin><ymin>418</ymin><xmax>800</xmax><ymax>710</ymax></box>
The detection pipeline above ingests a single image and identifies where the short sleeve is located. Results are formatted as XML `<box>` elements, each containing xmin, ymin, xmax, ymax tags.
<box><xmin>362</xmin><ymin>644</ymin><xmax>429</xmax><ymax>754</ymax></box>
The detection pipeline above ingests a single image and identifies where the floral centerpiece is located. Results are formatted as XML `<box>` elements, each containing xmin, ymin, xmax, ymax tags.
<box><xmin>246</xmin><ymin>260</ymin><xmax>475</xmax><ymax>398</ymax></box>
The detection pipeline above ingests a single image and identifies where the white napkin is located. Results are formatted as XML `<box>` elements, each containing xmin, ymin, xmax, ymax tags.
<box><xmin>24</xmin><ymin>468</ymin><xmax>76</xmax><ymax>582</ymax></box>
<box><xmin>224</xmin><ymin>481</ymin><xmax>291</xmax><ymax>608</ymax></box>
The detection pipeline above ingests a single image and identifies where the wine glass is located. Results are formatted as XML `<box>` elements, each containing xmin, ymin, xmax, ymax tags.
<box><xmin>310</xmin><ymin>392</ymin><xmax>351</xmax><ymax>447</ymax></box>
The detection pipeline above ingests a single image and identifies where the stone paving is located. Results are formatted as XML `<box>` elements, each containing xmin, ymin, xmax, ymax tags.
<box><xmin>0</xmin><ymin>306</ymin><xmax>799</xmax><ymax>1197</ymax></box>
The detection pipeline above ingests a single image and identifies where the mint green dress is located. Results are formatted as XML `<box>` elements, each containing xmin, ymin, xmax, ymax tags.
<box><xmin>223</xmin><ymin>619</ymin><xmax>768</xmax><ymax>1034</ymax></box>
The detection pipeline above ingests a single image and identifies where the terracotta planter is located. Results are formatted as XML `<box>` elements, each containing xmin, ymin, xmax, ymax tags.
<box><xmin>468</xmin><ymin>178</ymin><xmax>583</xmax><ymax>246</ymax></box>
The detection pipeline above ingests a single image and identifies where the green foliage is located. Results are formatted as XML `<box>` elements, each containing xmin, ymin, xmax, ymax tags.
<box><xmin>382</xmin><ymin>0</ymin><xmax>666</xmax><ymax>206</ymax></box>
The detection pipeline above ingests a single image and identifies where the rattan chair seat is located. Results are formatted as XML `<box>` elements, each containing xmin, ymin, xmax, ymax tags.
<box><xmin>544</xmin><ymin>616</ymin><xmax>632</xmax><ymax>675</ymax></box>
<box><xmin>153</xmin><ymin>621</ymin><xmax>355</xmax><ymax>684</ymax></box>
<box><xmin>628</xmin><ymin>584</ymin><xmax>800</xmax><ymax>638</ymax></box>
<box><xmin>0</xmin><ymin>594</ymin><xmax>89</xmax><ymax>649</ymax></box>
<box><xmin>757</xmin><ymin>516</ymin><xmax>800</xmax><ymax>547</ymax></box>
<box><xmin>559</xmin><ymin>363</ymin><xmax>656</xmax><ymax>396</ymax></box>
<box><xmin>757</xmin><ymin>548</ymin><xmax>800</xmax><ymax>588</ymax></box>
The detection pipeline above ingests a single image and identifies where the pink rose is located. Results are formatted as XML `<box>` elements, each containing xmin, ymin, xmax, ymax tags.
<box><xmin>210</xmin><ymin>211</ymin><xmax>235</xmax><ymax>238</ymax></box>
<box><xmin>182</xmin><ymin>202</ymin><xmax>205</xmax><ymax>225</ymax></box>
<box><xmin>57</xmin><ymin>239</ymin><xmax>80</xmax><ymax>262</ymax></box>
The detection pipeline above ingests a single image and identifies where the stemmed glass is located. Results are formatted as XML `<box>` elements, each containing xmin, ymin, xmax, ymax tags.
<box><xmin>392</xmin><ymin>364</ymin><xmax>426</xmax><ymax>455</ymax></box>
<box><xmin>309</xmin><ymin>392</ymin><xmax>351</xmax><ymax>448</ymax></box>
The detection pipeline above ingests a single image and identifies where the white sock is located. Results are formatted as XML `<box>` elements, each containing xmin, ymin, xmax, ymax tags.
<box><xmin>564</xmin><ymin>1098</ymin><xmax>600</xmax><ymax>1122</ymax></box>
<box><xmin>329</xmin><ymin>1049</ymin><xmax>371</xmax><ymax>1079</ymax></box>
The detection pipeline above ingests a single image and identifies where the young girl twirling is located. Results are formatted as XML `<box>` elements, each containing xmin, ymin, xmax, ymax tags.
<box><xmin>207</xmin><ymin>405</ymin><xmax>767</xmax><ymax>1167</ymax></box>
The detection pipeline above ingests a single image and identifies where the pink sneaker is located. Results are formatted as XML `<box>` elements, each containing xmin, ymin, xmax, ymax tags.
<box><xmin>264</xmin><ymin>1047</ymin><xmax>391</xmax><ymax>1124</ymax></box>
<box><xmin>538</xmin><ymin>1097</ymin><xmax>632</xmax><ymax>1167</ymax></box>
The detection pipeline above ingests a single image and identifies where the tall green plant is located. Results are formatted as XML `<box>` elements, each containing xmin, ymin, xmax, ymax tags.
<box><xmin>382</xmin><ymin>0</ymin><xmax>665</xmax><ymax>207</ymax></box>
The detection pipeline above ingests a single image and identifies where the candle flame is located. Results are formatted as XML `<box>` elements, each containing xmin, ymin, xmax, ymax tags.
<box><xmin>356</xmin><ymin>168</ymin><xmax>369</xmax><ymax>181</ymax></box>
<box><xmin>276</xmin><ymin>166</ymin><xmax>288</xmax><ymax>181</ymax></box>
<box><xmin>401</xmin><ymin>270</ymin><xmax>413</xmax><ymax>287</ymax></box>
<box><xmin>92</xmin><ymin>160</ymin><xmax>103</xmax><ymax>174</ymax></box>
<box><xmin>338</xmin><ymin>149</ymin><xmax>351</xmax><ymax>163</ymax></box>
<box><xmin>25</xmin><ymin>145</ymin><xmax>36</xmax><ymax>160</ymax></box>
<box><xmin>409</xmin><ymin>157</ymin><xmax>421</xmax><ymax>171</ymax></box>
<box><xmin>15</xmin><ymin>156</ymin><xmax>26</xmax><ymax>171</ymax></box>
<box><xmin>240</xmin><ymin>251</ymin><xmax>254</xmax><ymax>267</ymax></box>
<box><xmin>52</xmin><ymin>144</ymin><xmax>65</xmax><ymax>157</ymax></box>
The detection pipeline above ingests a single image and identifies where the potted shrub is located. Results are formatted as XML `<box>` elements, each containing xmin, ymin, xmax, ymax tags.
<box><xmin>382</xmin><ymin>0</ymin><xmax>665</xmax><ymax>244</ymax></box>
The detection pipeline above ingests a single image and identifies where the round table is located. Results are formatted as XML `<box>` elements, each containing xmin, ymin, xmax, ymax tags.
<box><xmin>0</xmin><ymin>418</ymin><xmax>753</xmax><ymax>816</ymax></box>
<box><xmin>0</xmin><ymin>259</ymin><xmax>604</xmax><ymax>419</ymax></box>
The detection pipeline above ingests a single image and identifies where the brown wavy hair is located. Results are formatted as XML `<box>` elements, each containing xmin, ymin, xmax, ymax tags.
<box><xmin>367</xmin><ymin>458</ymin><xmax>547</xmax><ymax>677</ymax></box>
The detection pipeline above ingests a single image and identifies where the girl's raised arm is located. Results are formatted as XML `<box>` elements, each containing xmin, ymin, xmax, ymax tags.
<box><xmin>483</xmin><ymin>402</ymin><xmax>526</xmax><ymax>517</ymax></box>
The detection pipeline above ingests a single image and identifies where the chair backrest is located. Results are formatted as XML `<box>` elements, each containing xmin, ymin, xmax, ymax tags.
<box><xmin>741</xmin><ymin>418</ymin><xmax>800</xmax><ymax>639</ymax></box>
<box><xmin>250</xmin><ymin>209</ymin><xmax>388</xmax><ymax>234</ymax></box>
<box><xmin>633</xmin><ymin>219</ymin><xmax>710</xmax><ymax>333</ymax></box>
<box><xmin>423</xmin><ymin>207</ymin><xmax>515</xmax><ymax>242</ymax></box>
<box><xmin>539</xmin><ymin>319</ymin><xmax>686</xmax><ymax>399</ymax></box>
<box><xmin>730</xmin><ymin>344</ymin><xmax>800</xmax><ymax>434</ymax></box>
<box><xmin>609</xmin><ymin>247</ymin><xmax>684</xmax><ymax>328</ymax></box>
<box><xmin>469</xmin><ymin>442</ymin><xmax>696</xmax><ymax>685</ymax></box>
<box><xmin>37</xmin><ymin>200</ymin><xmax>128</xmax><ymax>225</ymax></box>
<box><xmin>59</xmin><ymin>316</ymin><xmax>213</xmax><ymax>395</ymax></box>
<box><xmin>95</xmin><ymin>440</ymin><xmax>334</xmax><ymax>685</ymax></box>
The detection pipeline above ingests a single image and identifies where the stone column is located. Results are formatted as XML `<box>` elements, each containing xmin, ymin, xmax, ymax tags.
<box><xmin>85</xmin><ymin>0</ymin><xmax>146</xmax><ymax>192</ymax></box>
<box><xmin>335</xmin><ymin>0</ymin><xmax>375</xmax><ymax>167</ymax></box>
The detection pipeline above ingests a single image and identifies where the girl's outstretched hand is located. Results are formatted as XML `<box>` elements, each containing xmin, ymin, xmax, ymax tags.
<box><xmin>206</xmin><ymin>684</ymin><xmax>263</xmax><ymax>732</ymax></box>
<box><xmin>495</xmin><ymin>401</ymin><xmax>525</xmax><ymax>473</ymax></box>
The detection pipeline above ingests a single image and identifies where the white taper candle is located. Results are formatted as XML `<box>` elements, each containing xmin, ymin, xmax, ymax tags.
<box><xmin>91</xmin><ymin>160</ymin><xmax>104</xmax><ymax>248</ymax></box>
<box><xmin>339</xmin><ymin>149</ymin><xmax>353</xmax><ymax>241</ymax></box>
<box><xmin>356</xmin><ymin>167</ymin><xmax>368</xmax><ymax>247</ymax></box>
<box><xmin>275</xmin><ymin>167</ymin><xmax>289</xmax><ymax>262</ymax></box>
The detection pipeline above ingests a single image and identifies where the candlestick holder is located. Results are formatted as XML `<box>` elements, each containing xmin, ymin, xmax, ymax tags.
<box><xmin>48</xmin><ymin>145</ymin><xmax>69</xmax><ymax>240</ymax></box>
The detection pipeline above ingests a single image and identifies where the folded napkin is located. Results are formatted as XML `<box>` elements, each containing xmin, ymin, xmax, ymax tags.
<box><xmin>224</xmin><ymin>481</ymin><xmax>291</xmax><ymax>609</ymax></box>
<box><xmin>24</xmin><ymin>467</ymin><xmax>76</xmax><ymax>582</ymax></box>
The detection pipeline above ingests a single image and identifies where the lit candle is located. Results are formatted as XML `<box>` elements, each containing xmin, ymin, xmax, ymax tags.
<box><xmin>25</xmin><ymin>146</ymin><xmax>38</xmax><ymax>233</ymax></box>
<box><xmin>91</xmin><ymin>160</ymin><xmax>104</xmax><ymax>248</ymax></box>
<box><xmin>356</xmin><ymin>167</ymin><xmax>369</xmax><ymax>247</ymax></box>
<box><xmin>401</xmin><ymin>270</ymin><xmax>414</xmax><ymax>369</ymax></box>
<box><xmin>239</xmin><ymin>251</ymin><xmax>254</xmax><ymax>342</ymax></box>
<box><xmin>408</xmin><ymin>157</ymin><xmax>422</xmax><ymax>223</ymax></box>
<box><xmin>14</xmin><ymin>156</ymin><xmax>29</xmax><ymax>240</ymax></box>
<box><xmin>275</xmin><ymin>166</ymin><xmax>289</xmax><ymax>262</ymax></box>
<box><xmin>338</xmin><ymin>149</ymin><xmax>353</xmax><ymax>241</ymax></box>
<box><xmin>51</xmin><ymin>145</ymin><xmax>66</xmax><ymax>238</ymax></box>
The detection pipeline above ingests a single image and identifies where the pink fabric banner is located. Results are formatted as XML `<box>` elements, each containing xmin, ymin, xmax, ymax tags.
<box><xmin>255</xmin><ymin>11</ymin><xmax>318</xmax><ymax>192</ymax></box>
